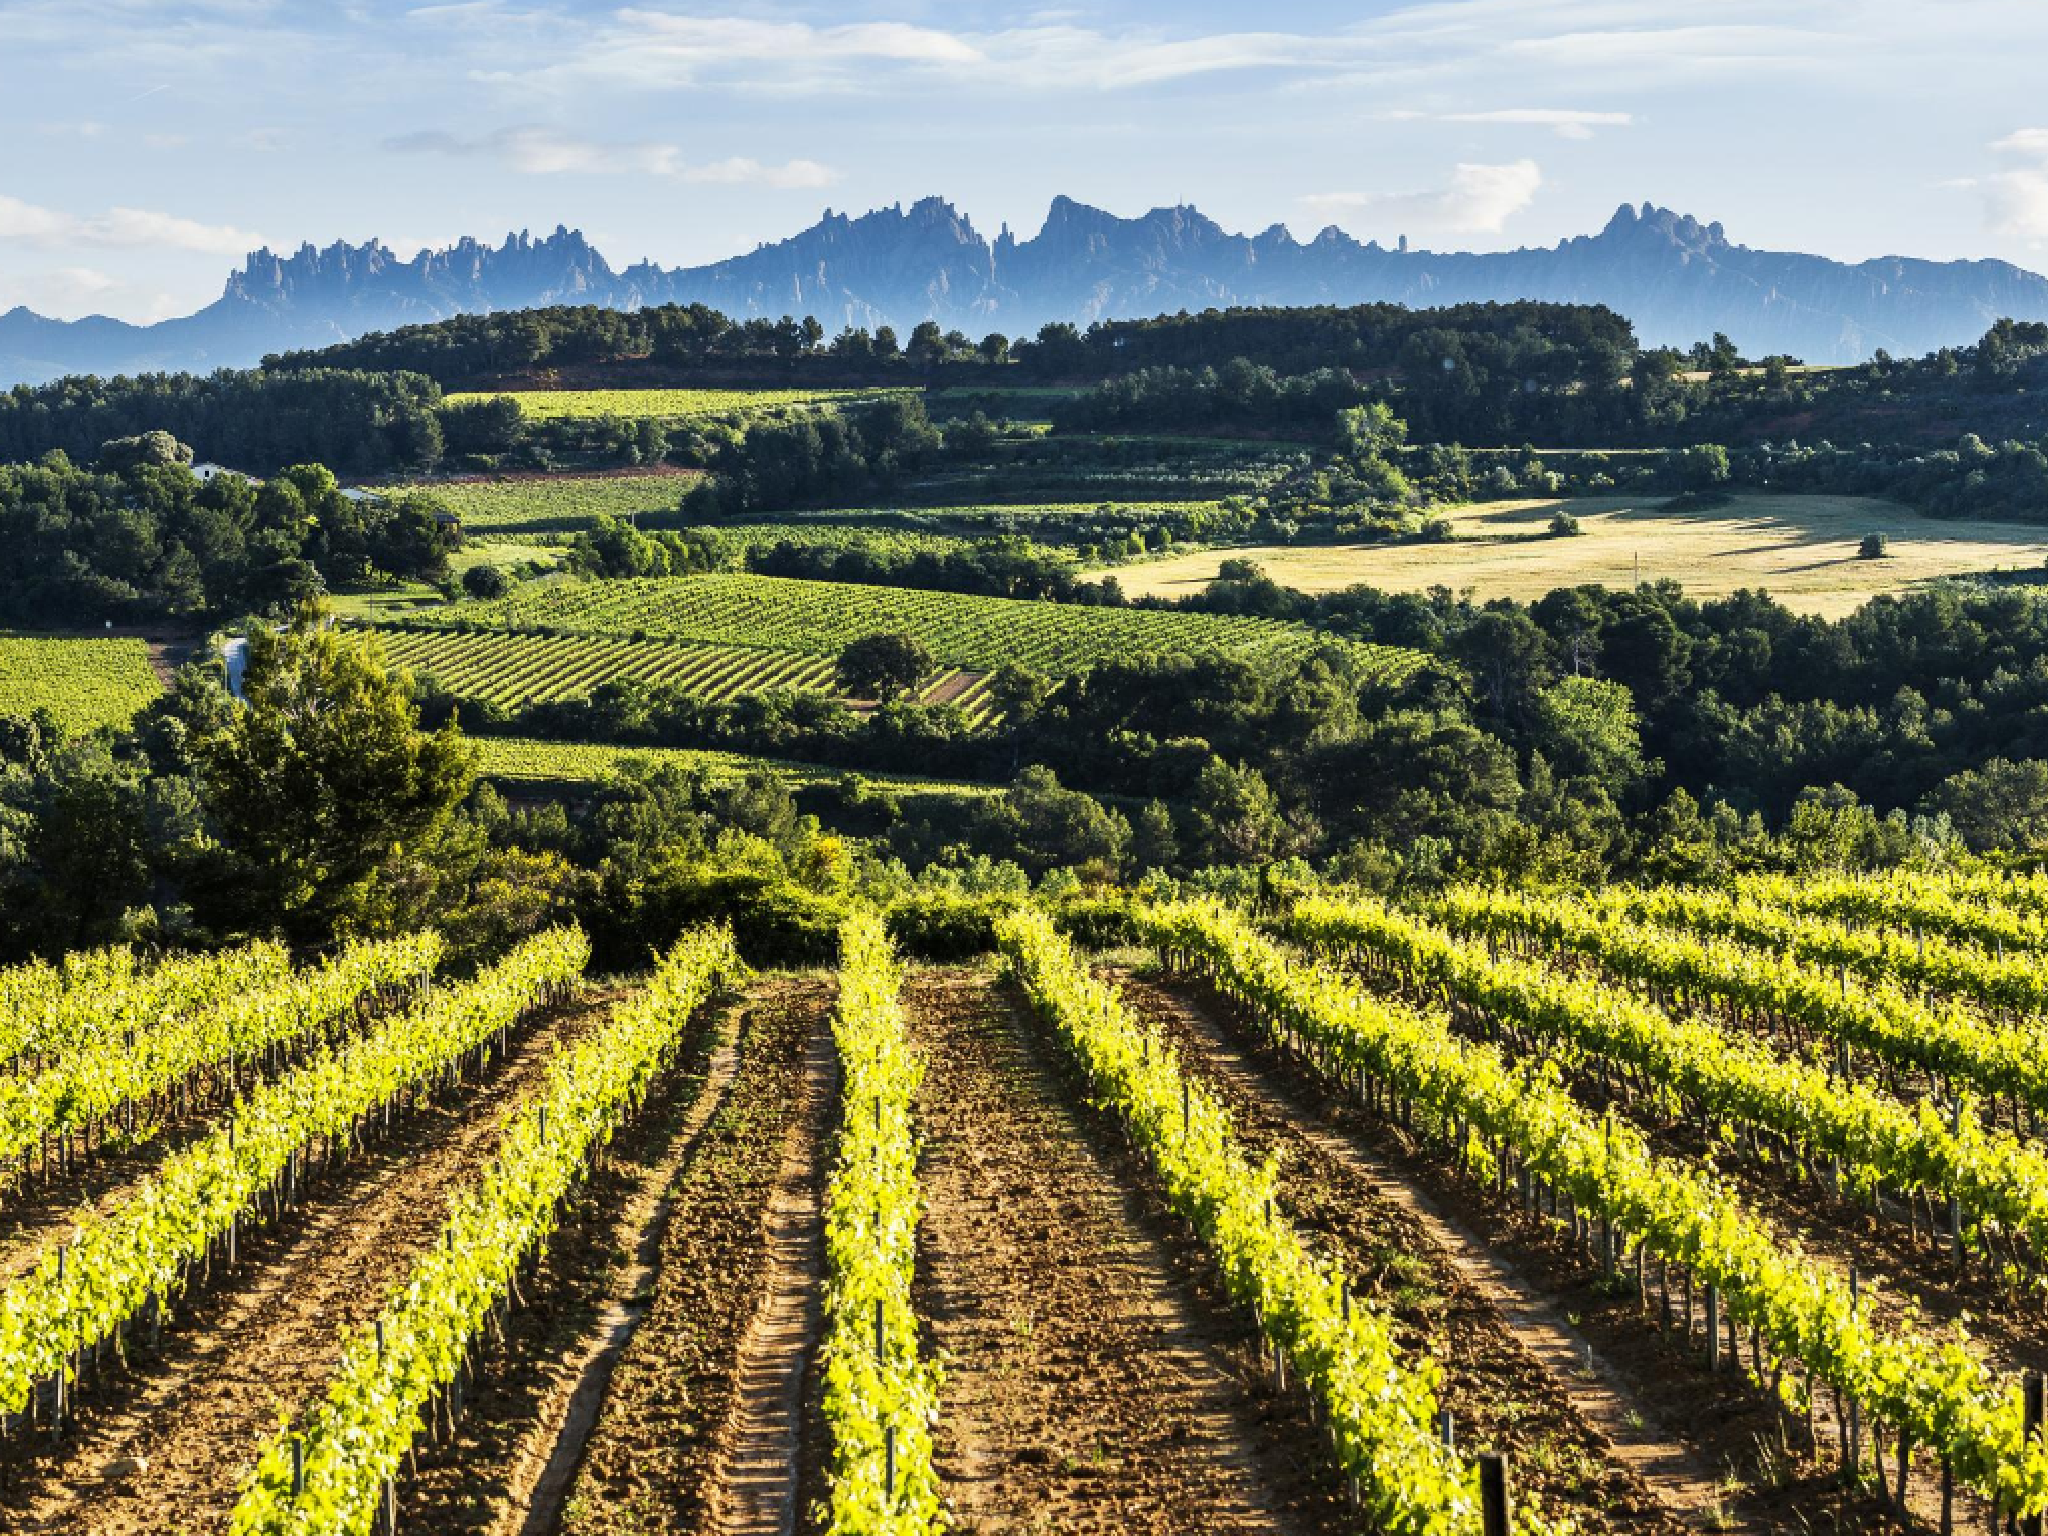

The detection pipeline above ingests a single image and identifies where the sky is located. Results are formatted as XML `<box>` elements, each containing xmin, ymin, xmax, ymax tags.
<box><xmin>5</xmin><ymin>0</ymin><xmax>2048</xmax><ymax>323</ymax></box>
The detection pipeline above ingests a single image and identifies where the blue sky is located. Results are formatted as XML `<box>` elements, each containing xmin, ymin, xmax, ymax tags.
<box><xmin>5</xmin><ymin>0</ymin><xmax>2048</xmax><ymax>322</ymax></box>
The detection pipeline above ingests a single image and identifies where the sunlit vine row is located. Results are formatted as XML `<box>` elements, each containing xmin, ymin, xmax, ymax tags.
<box><xmin>230</xmin><ymin>924</ymin><xmax>737</xmax><ymax>1536</ymax></box>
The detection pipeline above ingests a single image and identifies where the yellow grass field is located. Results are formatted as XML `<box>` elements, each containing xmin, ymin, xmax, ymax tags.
<box><xmin>1112</xmin><ymin>494</ymin><xmax>2048</xmax><ymax>617</ymax></box>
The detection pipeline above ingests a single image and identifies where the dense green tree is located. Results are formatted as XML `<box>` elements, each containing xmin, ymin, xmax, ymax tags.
<box><xmin>835</xmin><ymin>631</ymin><xmax>934</xmax><ymax>703</ymax></box>
<box><xmin>184</xmin><ymin>612</ymin><xmax>478</xmax><ymax>941</ymax></box>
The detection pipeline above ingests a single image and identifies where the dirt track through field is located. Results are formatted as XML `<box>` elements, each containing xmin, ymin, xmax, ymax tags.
<box><xmin>0</xmin><ymin>991</ymin><xmax>611</xmax><ymax>1536</ymax></box>
<box><xmin>707</xmin><ymin>1012</ymin><xmax>834</xmax><ymax>1536</ymax></box>
<box><xmin>905</xmin><ymin>967</ymin><xmax>1340</xmax><ymax>1536</ymax></box>
<box><xmin>554</xmin><ymin>980</ymin><xmax>825</xmax><ymax>1536</ymax></box>
<box><xmin>1113</xmin><ymin>969</ymin><xmax>1716</xmax><ymax>1535</ymax></box>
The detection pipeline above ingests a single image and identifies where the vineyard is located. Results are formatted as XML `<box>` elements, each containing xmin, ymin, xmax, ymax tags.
<box><xmin>443</xmin><ymin>387</ymin><xmax>917</xmax><ymax>423</ymax></box>
<box><xmin>468</xmin><ymin>735</ymin><xmax>997</xmax><ymax>803</ymax></box>
<box><xmin>0</xmin><ymin>636</ymin><xmax>164</xmax><ymax>732</ymax></box>
<box><xmin>412</xmin><ymin>571</ymin><xmax>1426</xmax><ymax>679</ymax></box>
<box><xmin>369</xmin><ymin>473</ymin><xmax>698</xmax><ymax>537</ymax></box>
<box><xmin>16</xmin><ymin>864</ymin><xmax>2048</xmax><ymax>1534</ymax></box>
<box><xmin>370</xmin><ymin>623</ymin><xmax>1001</xmax><ymax>721</ymax></box>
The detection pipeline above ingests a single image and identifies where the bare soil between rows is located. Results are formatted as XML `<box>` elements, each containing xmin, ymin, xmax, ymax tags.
<box><xmin>1163</xmin><ymin>964</ymin><xmax>1908</xmax><ymax>1536</ymax></box>
<box><xmin>1110</xmin><ymin>968</ymin><xmax>1701</xmax><ymax>1536</ymax></box>
<box><xmin>552</xmin><ymin>978</ymin><xmax>827</xmax><ymax>1536</ymax></box>
<box><xmin>906</xmin><ymin>965</ymin><xmax>1351</xmax><ymax>1536</ymax></box>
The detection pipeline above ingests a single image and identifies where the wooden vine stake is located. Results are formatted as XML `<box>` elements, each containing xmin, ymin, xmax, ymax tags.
<box><xmin>2023</xmin><ymin>1371</ymin><xmax>2044</xmax><ymax>1536</ymax></box>
<box><xmin>1478</xmin><ymin>1451</ymin><xmax>1511</xmax><ymax>1536</ymax></box>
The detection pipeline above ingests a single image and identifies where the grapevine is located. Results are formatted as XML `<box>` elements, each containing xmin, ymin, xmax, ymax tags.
<box><xmin>0</xmin><ymin>927</ymin><xmax>588</xmax><ymax>1421</ymax></box>
<box><xmin>996</xmin><ymin>907</ymin><xmax>1496</xmax><ymax>1536</ymax></box>
<box><xmin>1141</xmin><ymin>898</ymin><xmax>2048</xmax><ymax>1517</ymax></box>
<box><xmin>819</xmin><ymin>909</ymin><xmax>944</xmax><ymax>1535</ymax></box>
<box><xmin>1287</xmin><ymin>893</ymin><xmax>2048</xmax><ymax>1270</ymax></box>
<box><xmin>229</xmin><ymin>923</ymin><xmax>738</xmax><ymax>1536</ymax></box>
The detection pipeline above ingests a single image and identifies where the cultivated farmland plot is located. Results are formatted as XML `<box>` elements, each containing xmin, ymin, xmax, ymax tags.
<box><xmin>368</xmin><ymin>473</ymin><xmax>697</xmax><ymax>536</ymax></box>
<box><xmin>412</xmin><ymin>570</ymin><xmax>1425</xmax><ymax>680</ymax></box>
<box><xmin>370</xmin><ymin>623</ymin><xmax>1001</xmax><ymax>721</ymax></box>
<box><xmin>22</xmin><ymin>868</ymin><xmax>2048</xmax><ymax>1533</ymax></box>
<box><xmin>443</xmin><ymin>386</ymin><xmax>917</xmax><ymax>423</ymax></box>
<box><xmin>0</xmin><ymin>637</ymin><xmax>164</xmax><ymax>732</ymax></box>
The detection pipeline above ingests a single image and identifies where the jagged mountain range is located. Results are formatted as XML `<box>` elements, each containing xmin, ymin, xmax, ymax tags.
<box><xmin>6</xmin><ymin>196</ymin><xmax>2048</xmax><ymax>386</ymax></box>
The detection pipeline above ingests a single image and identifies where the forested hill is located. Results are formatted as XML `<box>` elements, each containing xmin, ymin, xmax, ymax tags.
<box><xmin>10</xmin><ymin>197</ymin><xmax>2048</xmax><ymax>386</ymax></box>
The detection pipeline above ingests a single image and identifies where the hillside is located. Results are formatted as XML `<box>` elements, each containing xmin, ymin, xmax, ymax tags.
<box><xmin>9</xmin><ymin>198</ymin><xmax>2048</xmax><ymax>386</ymax></box>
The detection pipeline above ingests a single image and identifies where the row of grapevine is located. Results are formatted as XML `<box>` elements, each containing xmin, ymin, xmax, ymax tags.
<box><xmin>420</xmin><ymin>572</ymin><xmax>1424</xmax><ymax>681</ymax></box>
<box><xmin>1</xmin><ymin>940</ymin><xmax>291</xmax><ymax>1073</ymax></box>
<box><xmin>1600</xmin><ymin>884</ymin><xmax>2048</xmax><ymax>1017</ymax></box>
<box><xmin>1138</xmin><ymin>899</ymin><xmax>2048</xmax><ymax>1518</ymax></box>
<box><xmin>1427</xmin><ymin>887</ymin><xmax>2048</xmax><ymax>1121</ymax></box>
<box><xmin>1737</xmin><ymin>872</ymin><xmax>2048</xmax><ymax>953</ymax></box>
<box><xmin>230</xmin><ymin>923</ymin><xmax>740</xmax><ymax>1536</ymax></box>
<box><xmin>819</xmin><ymin>911</ymin><xmax>942</xmax><ymax>1535</ymax></box>
<box><xmin>1284</xmin><ymin>894</ymin><xmax>2048</xmax><ymax>1273</ymax></box>
<box><xmin>0</xmin><ymin>927</ymin><xmax>589</xmax><ymax>1421</ymax></box>
<box><xmin>0</xmin><ymin>932</ymin><xmax>442</xmax><ymax>1179</ymax></box>
<box><xmin>994</xmin><ymin>907</ymin><xmax>1501</xmax><ymax>1536</ymax></box>
<box><xmin>0</xmin><ymin>946</ymin><xmax>135</xmax><ymax>1068</ymax></box>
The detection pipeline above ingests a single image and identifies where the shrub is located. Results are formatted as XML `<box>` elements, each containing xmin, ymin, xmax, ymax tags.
<box><xmin>1860</xmin><ymin>532</ymin><xmax>1890</xmax><ymax>560</ymax></box>
<box><xmin>1549</xmin><ymin>511</ymin><xmax>1582</xmax><ymax>537</ymax></box>
<box><xmin>461</xmin><ymin>564</ymin><xmax>510</xmax><ymax>600</ymax></box>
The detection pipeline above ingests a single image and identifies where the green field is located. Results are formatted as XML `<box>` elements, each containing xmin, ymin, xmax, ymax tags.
<box><xmin>0</xmin><ymin>637</ymin><xmax>163</xmax><ymax>731</ymax></box>
<box><xmin>473</xmin><ymin>735</ymin><xmax>996</xmax><ymax>803</ymax></box>
<box><xmin>373</xmin><ymin>473</ymin><xmax>697</xmax><ymax>536</ymax></box>
<box><xmin>445</xmin><ymin>387</ymin><xmax>915</xmax><ymax>423</ymax></box>
<box><xmin>1111</xmin><ymin>493</ymin><xmax>2048</xmax><ymax>618</ymax></box>
<box><xmin>372</xmin><ymin>625</ymin><xmax>998</xmax><ymax>720</ymax></box>
<box><xmin>411</xmin><ymin>572</ymin><xmax>1422</xmax><ymax>679</ymax></box>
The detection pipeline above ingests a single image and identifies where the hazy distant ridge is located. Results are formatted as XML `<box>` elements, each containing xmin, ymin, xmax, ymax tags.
<box><xmin>6</xmin><ymin>196</ymin><xmax>2048</xmax><ymax>385</ymax></box>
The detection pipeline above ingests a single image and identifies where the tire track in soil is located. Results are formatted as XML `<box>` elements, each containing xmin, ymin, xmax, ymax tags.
<box><xmin>552</xmin><ymin>980</ymin><xmax>826</xmax><ymax>1536</ymax></box>
<box><xmin>0</xmin><ymin>988</ymin><xmax>618</xmax><ymax>1536</ymax></box>
<box><xmin>1188</xmin><ymin>963</ymin><xmax>1895</xmax><ymax>1536</ymax></box>
<box><xmin>1111</xmin><ymin>969</ymin><xmax>1707</xmax><ymax>1536</ymax></box>
<box><xmin>905</xmin><ymin>966</ymin><xmax>1346</xmax><ymax>1536</ymax></box>
<box><xmin>705</xmin><ymin>1008</ymin><xmax>834</xmax><ymax>1536</ymax></box>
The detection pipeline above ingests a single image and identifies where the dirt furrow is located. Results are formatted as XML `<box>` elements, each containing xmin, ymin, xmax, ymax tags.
<box><xmin>0</xmin><ymin>989</ymin><xmax>617</xmax><ymax>1536</ymax></box>
<box><xmin>1112</xmin><ymin>968</ymin><xmax>1709</xmax><ymax>1534</ymax></box>
<box><xmin>554</xmin><ymin>979</ymin><xmax>827</xmax><ymax>1536</ymax></box>
<box><xmin>707</xmin><ymin>1012</ymin><xmax>834</xmax><ymax>1536</ymax></box>
<box><xmin>906</xmin><ymin>966</ymin><xmax>1347</xmax><ymax>1536</ymax></box>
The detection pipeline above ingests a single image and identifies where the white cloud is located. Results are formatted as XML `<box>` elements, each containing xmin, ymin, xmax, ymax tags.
<box><xmin>1993</xmin><ymin>128</ymin><xmax>2048</xmax><ymax>159</ymax></box>
<box><xmin>1985</xmin><ymin>129</ymin><xmax>2048</xmax><ymax>242</ymax></box>
<box><xmin>1441</xmin><ymin>108</ymin><xmax>1632</xmax><ymax>140</ymax></box>
<box><xmin>1305</xmin><ymin>159</ymin><xmax>1543</xmax><ymax>235</ymax></box>
<box><xmin>1</xmin><ymin>264</ymin><xmax>182</xmax><ymax>322</ymax></box>
<box><xmin>487</xmin><ymin>13</ymin><xmax>1392</xmax><ymax>94</ymax></box>
<box><xmin>385</xmin><ymin>126</ymin><xmax>835</xmax><ymax>188</ymax></box>
<box><xmin>0</xmin><ymin>193</ymin><xmax>263</xmax><ymax>254</ymax></box>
